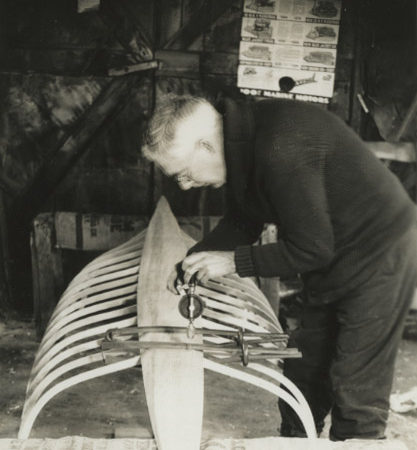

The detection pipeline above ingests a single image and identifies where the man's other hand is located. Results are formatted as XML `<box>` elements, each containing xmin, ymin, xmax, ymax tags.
<box><xmin>181</xmin><ymin>251</ymin><xmax>236</xmax><ymax>284</ymax></box>
<box><xmin>167</xmin><ymin>262</ymin><xmax>184</xmax><ymax>294</ymax></box>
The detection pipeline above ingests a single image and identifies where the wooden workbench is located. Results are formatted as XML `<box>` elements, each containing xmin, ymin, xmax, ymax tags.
<box><xmin>0</xmin><ymin>436</ymin><xmax>407</xmax><ymax>450</ymax></box>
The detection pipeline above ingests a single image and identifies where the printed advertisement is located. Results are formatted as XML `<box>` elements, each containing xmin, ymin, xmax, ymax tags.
<box><xmin>239</xmin><ymin>41</ymin><xmax>337</xmax><ymax>70</ymax></box>
<box><xmin>243</xmin><ymin>0</ymin><xmax>342</xmax><ymax>22</ymax></box>
<box><xmin>238</xmin><ymin>65</ymin><xmax>335</xmax><ymax>100</ymax></box>
<box><xmin>238</xmin><ymin>0</ymin><xmax>341</xmax><ymax>102</ymax></box>
<box><xmin>241</xmin><ymin>18</ymin><xmax>339</xmax><ymax>47</ymax></box>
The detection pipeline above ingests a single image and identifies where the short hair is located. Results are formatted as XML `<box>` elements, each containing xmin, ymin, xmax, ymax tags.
<box><xmin>142</xmin><ymin>94</ymin><xmax>211</xmax><ymax>162</ymax></box>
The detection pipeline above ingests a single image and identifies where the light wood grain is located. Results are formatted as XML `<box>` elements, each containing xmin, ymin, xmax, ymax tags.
<box><xmin>137</xmin><ymin>197</ymin><xmax>204</xmax><ymax>450</ymax></box>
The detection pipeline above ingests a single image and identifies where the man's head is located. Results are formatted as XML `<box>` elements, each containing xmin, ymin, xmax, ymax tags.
<box><xmin>142</xmin><ymin>95</ymin><xmax>226</xmax><ymax>190</ymax></box>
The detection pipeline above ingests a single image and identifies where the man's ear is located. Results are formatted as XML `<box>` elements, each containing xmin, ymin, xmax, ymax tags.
<box><xmin>198</xmin><ymin>139</ymin><xmax>215</xmax><ymax>153</ymax></box>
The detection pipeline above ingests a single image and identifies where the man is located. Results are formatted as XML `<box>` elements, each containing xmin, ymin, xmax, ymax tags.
<box><xmin>142</xmin><ymin>93</ymin><xmax>417</xmax><ymax>441</ymax></box>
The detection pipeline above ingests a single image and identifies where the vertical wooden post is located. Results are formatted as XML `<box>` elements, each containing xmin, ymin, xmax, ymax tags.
<box><xmin>258</xmin><ymin>224</ymin><xmax>280</xmax><ymax>317</ymax></box>
<box><xmin>0</xmin><ymin>192</ymin><xmax>11</xmax><ymax>314</ymax></box>
<box><xmin>348</xmin><ymin>0</ymin><xmax>364</xmax><ymax>134</ymax></box>
<box><xmin>31</xmin><ymin>214</ymin><xmax>64</xmax><ymax>338</ymax></box>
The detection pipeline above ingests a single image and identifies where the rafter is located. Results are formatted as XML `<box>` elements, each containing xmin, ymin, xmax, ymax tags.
<box><xmin>99</xmin><ymin>0</ymin><xmax>153</xmax><ymax>62</ymax></box>
<box><xmin>11</xmin><ymin>74</ymin><xmax>144</xmax><ymax>227</ymax></box>
<box><xmin>163</xmin><ymin>0</ymin><xmax>236</xmax><ymax>50</ymax></box>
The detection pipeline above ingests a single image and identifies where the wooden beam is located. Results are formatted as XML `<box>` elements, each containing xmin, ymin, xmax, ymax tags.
<box><xmin>137</xmin><ymin>197</ymin><xmax>204</xmax><ymax>450</ymax></box>
<box><xmin>163</xmin><ymin>0</ymin><xmax>236</xmax><ymax>50</ymax></box>
<box><xmin>108</xmin><ymin>60</ymin><xmax>159</xmax><ymax>76</ymax></box>
<box><xmin>259</xmin><ymin>224</ymin><xmax>280</xmax><ymax>316</ymax></box>
<box><xmin>31</xmin><ymin>213</ymin><xmax>65</xmax><ymax>337</ymax></box>
<box><xmin>10</xmin><ymin>74</ymin><xmax>143</xmax><ymax>227</ymax></box>
<box><xmin>366</xmin><ymin>141</ymin><xmax>416</xmax><ymax>163</ymax></box>
<box><xmin>155</xmin><ymin>49</ymin><xmax>238</xmax><ymax>78</ymax></box>
<box><xmin>348</xmin><ymin>0</ymin><xmax>364</xmax><ymax>133</ymax></box>
<box><xmin>99</xmin><ymin>0</ymin><xmax>153</xmax><ymax>62</ymax></box>
<box><xmin>3</xmin><ymin>48</ymin><xmax>237</xmax><ymax>78</ymax></box>
<box><xmin>155</xmin><ymin>49</ymin><xmax>200</xmax><ymax>77</ymax></box>
<box><xmin>77</xmin><ymin>0</ymin><xmax>100</xmax><ymax>13</ymax></box>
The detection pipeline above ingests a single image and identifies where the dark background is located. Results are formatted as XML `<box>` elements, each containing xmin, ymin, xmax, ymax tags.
<box><xmin>0</xmin><ymin>0</ymin><xmax>415</xmax><ymax>319</ymax></box>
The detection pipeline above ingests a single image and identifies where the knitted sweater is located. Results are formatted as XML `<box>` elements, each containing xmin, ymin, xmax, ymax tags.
<box><xmin>190</xmin><ymin>97</ymin><xmax>417</xmax><ymax>302</ymax></box>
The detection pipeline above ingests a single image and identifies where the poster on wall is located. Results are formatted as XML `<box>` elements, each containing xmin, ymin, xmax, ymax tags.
<box><xmin>237</xmin><ymin>0</ymin><xmax>342</xmax><ymax>103</ymax></box>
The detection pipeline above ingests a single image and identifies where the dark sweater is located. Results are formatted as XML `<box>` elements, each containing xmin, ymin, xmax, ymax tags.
<box><xmin>191</xmin><ymin>97</ymin><xmax>417</xmax><ymax>303</ymax></box>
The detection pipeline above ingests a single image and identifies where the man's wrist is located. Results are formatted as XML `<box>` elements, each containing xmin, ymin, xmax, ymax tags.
<box><xmin>234</xmin><ymin>245</ymin><xmax>256</xmax><ymax>277</ymax></box>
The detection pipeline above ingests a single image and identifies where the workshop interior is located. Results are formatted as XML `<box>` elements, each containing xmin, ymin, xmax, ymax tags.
<box><xmin>0</xmin><ymin>0</ymin><xmax>417</xmax><ymax>449</ymax></box>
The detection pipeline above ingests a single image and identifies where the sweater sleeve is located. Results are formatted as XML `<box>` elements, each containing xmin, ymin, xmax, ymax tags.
<box><xmin>235</xmin><ymin>163</ymin><xmax>335</xmax><ymax>278</ymax></box>
<box><xmin>187</xmin><ymin>208</ymin><xmax>264</xmax><ymax>255</ymax></box>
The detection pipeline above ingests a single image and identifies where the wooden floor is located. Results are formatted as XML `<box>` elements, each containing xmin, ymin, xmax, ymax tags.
<box><xmin>1</xmin><ymin>319</ymin><xmax>416</xmax><ymax>449</ymax></box>
<box><xmin>0</xmin><ymin>436</ymin><xmax>408</xmax><ymax>449</ymax></box>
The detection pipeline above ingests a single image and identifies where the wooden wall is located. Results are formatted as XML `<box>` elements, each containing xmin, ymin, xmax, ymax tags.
<box><xmin>0</xmin><ymin>0</ymin><xmax>415</xmax><ymax>314</ymax></box>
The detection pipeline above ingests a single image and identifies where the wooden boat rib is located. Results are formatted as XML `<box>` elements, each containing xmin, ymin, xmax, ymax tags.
<box><xmin>19</xmin><ymin>197</ymin><xmax>316</xmax><ymax>447</ymax></box>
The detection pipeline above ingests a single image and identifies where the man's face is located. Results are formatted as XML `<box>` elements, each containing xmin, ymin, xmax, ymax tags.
<box><xmin>157</xmin><ymin>140</ymin><xmax>226</xmax><ymax>190</ymax></box>
<box><xmin>155</xmin><ymin>104</ymin><xmax>226</xmax><ymax>190</ymax></box>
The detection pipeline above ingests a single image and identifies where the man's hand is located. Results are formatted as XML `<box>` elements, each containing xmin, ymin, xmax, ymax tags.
<box><xmin>167</xmin><ymin>264</ymin><xmax>183</xmax><ymax>294</ymax></box>
<box><xmin>182</xmin><ymin>251</ymin><xmax>236</xmax><ymax>284</ymax></box>
<box><xmin>166</xmin><ymin>251</ymin><xmax>236</xmax><ymax>294</ymax></box>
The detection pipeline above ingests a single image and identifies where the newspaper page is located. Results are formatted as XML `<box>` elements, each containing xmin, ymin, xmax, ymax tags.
<box><xmin>238</xmin><ymin>0</ymin><xmax>342</xmax><ymax>103</ymax></box>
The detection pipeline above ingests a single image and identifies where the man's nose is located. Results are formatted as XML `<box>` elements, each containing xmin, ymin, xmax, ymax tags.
<box><xmin>178</xmin><ymin>179</ymin><xmax>194</xmax><ymax>190</ymax></box>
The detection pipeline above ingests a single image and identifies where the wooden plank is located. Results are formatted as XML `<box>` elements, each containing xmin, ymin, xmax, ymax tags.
<box><xmin>163</xmin><ymin>0</ymin><xmax>236</xmax><ymax>50</ymax></box>
<box><xmin>329</xmin><ymin>80</ymin><xmax>351</xmax><ymax>123</ymax></box>
<box><xmin>156</xmin><ymin>50</ymin><xmax>238</xmax><ymax>77</ymax></box>
<box><xmin>99</xmin><ymin>0</ymin><xmax>153</xmax><ymax>62</ymax></box>
<box><xmin>328</xmin><ymin>0</ymin><xmax>355</xmax><ymax>121</ymax></box>
<box><xmin>77</xmin><ymin>0</ymin><xmax>100</xmax><ymax>13</ymax></box>
<box><xmin>0</xmin><ymin>192</ymin><xmax>11</xmax><ymax>312</ymax></box>
<box><xmin>348</xmin><ymin>1</ymin><xmax>364</xmax><ymax>133</ymax></box>
<box><xmin>32</xmin><ymin>214</ymin><xmax>65</xmax><ymax>337</ymax></box>
<box><xmin>258</xmin><ymin>224</ymin><xmax>280</xmax><ymax>316</ymax></box>
<box><xmin>367</xmin><ymin>141</ymin><xmax>416</xmax><ymax>163</ymax></box>
<box><xmin>0</xmin><ymin>437</ymin><xmax>408</xmax><ymax>450</ymax></box>
<box><xmin>108</xmin><ymin>60</ymin><xmax>158</xmax><ymax>77</ymax></box>
<box><xmin>155</xmin><ymin>49</ymin><xmax>200</xmax><ymax>77</ymax></box>
<box><xmin>11</xmin><ymin>74</ymin><xmax>142</xmax><ymax>227</ymax></box>
<box><xmin>157</xmin><ymin>0</ymin><xmax>182</xmax><ymax>48</ymax></box>
<box><xmin>137</xmin><ymin>197</ymin><xmax>204</xmax><ymax>450</ymax></box>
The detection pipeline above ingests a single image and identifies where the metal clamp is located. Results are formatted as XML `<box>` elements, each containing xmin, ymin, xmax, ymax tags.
<box><xmin>101</xmin><ymin>326</ymin><xmax>301</xmax><ymax>367</ymax></box>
